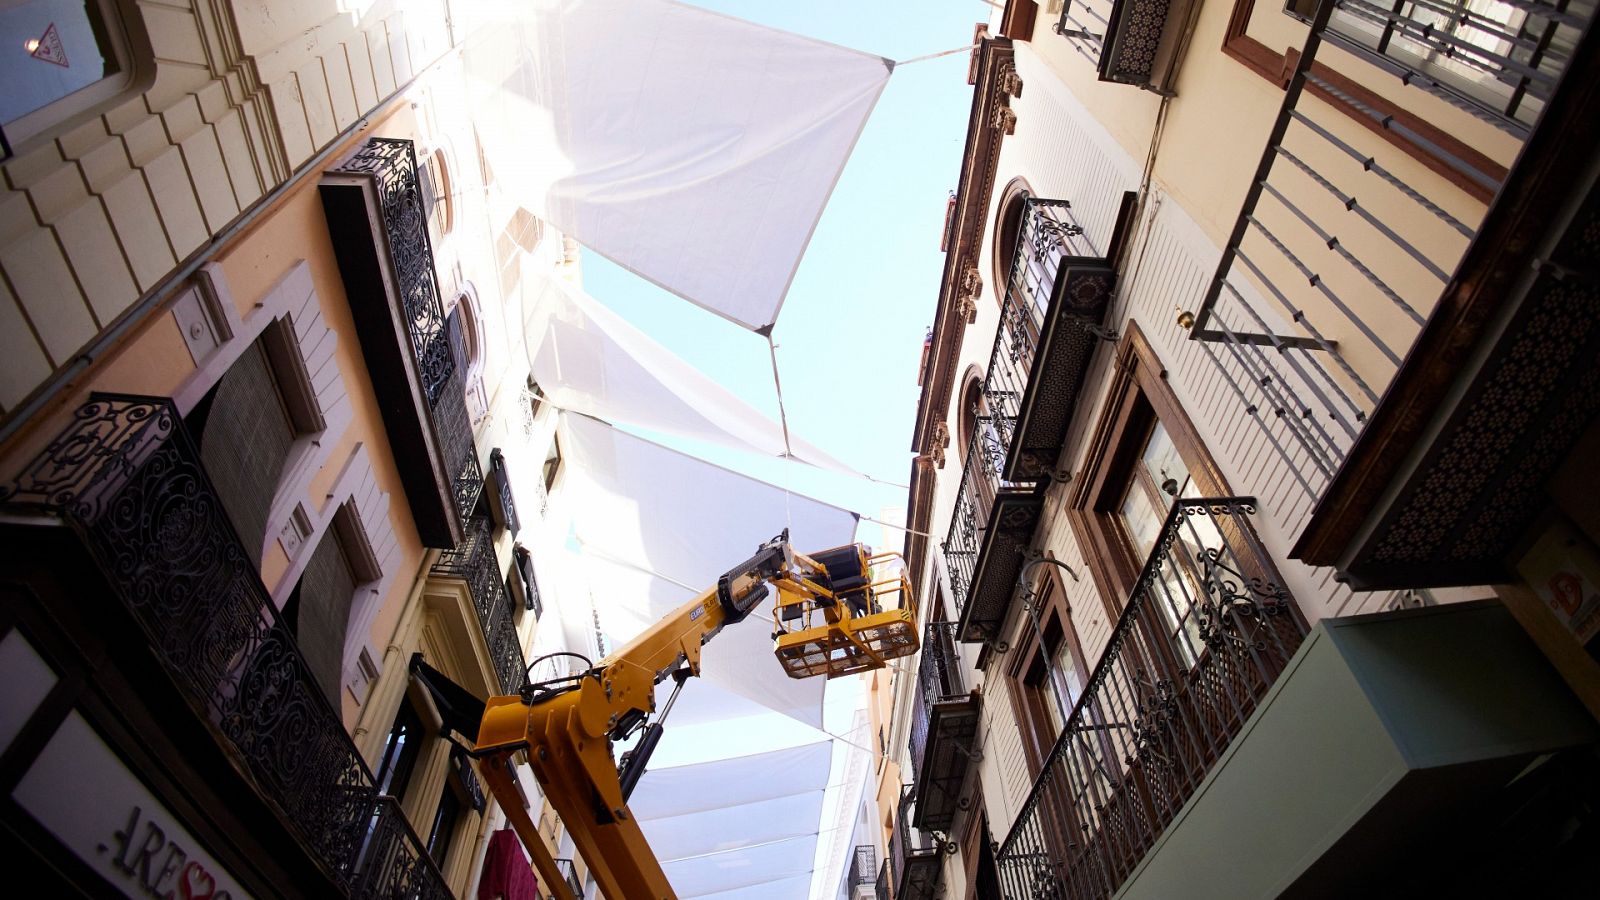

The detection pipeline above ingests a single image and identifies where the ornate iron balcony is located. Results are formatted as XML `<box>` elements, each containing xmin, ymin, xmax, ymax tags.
<box><xmin>431</xmin><ymin>515</ymin><xmax>530</xmax><ymax>694</ymax></box>
<box><xmin>995</xmin><ymin>498</ymin><xmax>1308</xmax><ymax>899</ymax></box>
<box><xmin>555</xmin><ymin>858</ymin><xmax>585</xmax><ymax>898</ymax></box>
<box><xmin>908</xmin><ymin>622</ymin><xmax>980</xmax><ymax>833</ymax></box>
<box><xmin>940</xmin><ymin>419</ymin><xmax>1043</xmax><ymax>646</ymax></box>
<box><xmin>943</xmin><ymin>199</ymin><xmax>1114</xmax><ymax>645</ymax></box>
<box><xmin>0</xmin><ymin>395</ymin><xmax>451</xmax><ymax>899</ymax></box>
<box><xmin>889</xmin><ymin>785</ymin><xmax>942</xmax><ymax>900</ymax></box>
<box><xmin>322</xmin><ymin>137</ymin><xmax>482</xmax><ymax>548</ymax></box>
<box><xmin>849</xmin><ymin>844</ymin><xmax>878</xmax><ymax>887</ymax></box>
<box><xmin>1054</xmin><ymin>0</ymin><xmax>1194</xmax><ymax>93</ymax></box>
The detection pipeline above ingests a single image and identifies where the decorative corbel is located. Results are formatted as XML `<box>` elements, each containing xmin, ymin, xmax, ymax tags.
<box><xmin>955</xmin><ymin>265</ymin><xmax>983</xmax><ymax>323</ymax></box>
<box><xmin>929</xmin><ymin>421</ymin><xmax>951</xmax><ymax>469</ymax></box>
<box><xmin>997</xmin><ymin>64</ymin><xmax>1023</xmax><ymax>98</ymax></box>
<box><xmin>992</xmin><ymin>104</ymin><xmax>1017</xmax><ymax>136</ymax></box>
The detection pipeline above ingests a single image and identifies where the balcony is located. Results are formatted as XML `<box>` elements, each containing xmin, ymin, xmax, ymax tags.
<box><xmin>942</xmin><ymin>421</ymin><xmax>1042</xmax><ymax>645</ymax></box>
<box><xmin>944</xmin><ymin>199</ymin><xmax>1114</xmax><ymax>644</ymax></box>
<box><xmin>321</xmin><ymin>137</ymin><xmax>482</xmax><ymax>548</ymax></box>
<box><xmin>994</xmin><ymin>498</ymin><xmax>1308</xmax><ymax>899</ymax></box>
<box><xmin>555</xmin><ymin>858</ymin><xmax>585</xmax><ymax>898</ymax></box>
<box><xmin>888</xmin><ymin>786</ymin><xmax>942</xmax><ymax>900</ymax></box>
<box><xmin>1187</xmin><ymin>0</ymin><xmax>1600</xmax><ymax>590</ymax></box>
<box><xmin>1055</xmin><ymin>0</ymin><xmax>1198</xmax><ymax>93</ymax></box>
<box><xmin>0</xmin><ymin>395</ymin><xmax>452</xmax><ymax>898</ymax></box>
<box><xmin>848</xmin><ymin>845</ymin><xmax>878</xmax><ymax>898</ymax></box>
<box><xmin>431</xmin><ymin>515</ymin><xmax>530</xmax><ymax>694</ymax></box>
<box><xmin>907</xmin><ymin>622</ymin><xmax>980</xmax><ymax>833</ymax></box>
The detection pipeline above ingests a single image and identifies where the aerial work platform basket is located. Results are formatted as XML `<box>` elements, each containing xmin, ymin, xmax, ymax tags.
<box><xmin>771</xmin><ymin>544</ymin><xmax>919</xmax><ymax>679</ymax></box>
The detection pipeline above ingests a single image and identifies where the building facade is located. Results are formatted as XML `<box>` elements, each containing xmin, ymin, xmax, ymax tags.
<box><xmin>890</xmin><ymin>1</ymin><xmax>1600</xmax><ymax>898</ymax></box>
<box><xmin>0</xmin><ymin>3</ymin><xmax>580</xmax><ymax>897</ymax></box>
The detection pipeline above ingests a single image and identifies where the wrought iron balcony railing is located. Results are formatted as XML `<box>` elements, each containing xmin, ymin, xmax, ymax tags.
<box><xmin>1294</xmin><ymin>0</ymin><xmax>1592</xmax><ymax>134</ymax></box>
<box><xmin>324</xmin><ymin>137</ymin><xmax>482</xmax><ymax>547</ymax></box>
<box><xmin>1186</xmin><ymin>0</ymin><xmax>1592</xmax><ymax>521</ymax></box>
<box><xmin>940</xmin><ymin>419</ymin><xmax>1042</xmax><ymax>645</ymax></box>
<box><xmin>908</xmin><ymin>622</ymin><xmax>980</xmax><ymax>832</ymax></box>
<box><xmin>0</xmin><ymin>395</ymin><xmax>451</xmax><ymax>899</ymax></box>
<box><xmin>943</xmin><ymin>199</ymin><xmax>1114</xmax><ymax>645</ymax></box>
<box><xmin>875</xmin><ymin>860</ymin><xmax>890</xmax><ymax>900</ymax></box>
<box><xmin>988</xmin><ymin>198</ymin><xmax>1112</xmax><ymax>484</ymax></box>
<box><xmin>555</xmin><ymin>858</ymin><xmax>585</xmax><ymax>898</ymax></box>
<box><xmin>432</xmin><ymin>515</ymin><xmax>530</xmax><ymax>694</ymax></box>
<box><xmin>889</xmin><ymin>785</ymin><xmax>942</xmax><ymax>900</ymax></box>
<box><xmin>995</xmin><ymin>498</ymin><xmax>1308</xmax><ymax>899</ymax></box>
<box><xmin>849</xmin><ymin>844</ymin><xmax>878</xmax><ymax>888</ymax></box>
<box><xmin>1055</xmin><ymin>0</ymin><xmax>1196</xmax><ymax>92</ymax></box>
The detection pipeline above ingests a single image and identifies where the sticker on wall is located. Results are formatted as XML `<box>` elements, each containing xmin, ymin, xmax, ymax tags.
<box><xmin>27</xmin><ymin>23</ymin><xmax>68</xmax><ymax>68</ymax></box>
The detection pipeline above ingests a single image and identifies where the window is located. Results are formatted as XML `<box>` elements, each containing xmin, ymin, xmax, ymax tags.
<box><xmin>426</xmin><ymin>779</ymin><xmax>463</xmax><ymax>866</ymax></box>
<box><xmin>1007</xmin><ymin>572</ymin><xmax>1091</xmax><ymax>769</ymax></box>
<box><xmin>419</xmin><ymin>149</ymin><xmax>453</xmax><ymax>239</ymax></box>
<box><xmin>282</xmin><ymin>519</ymin><xmax>361</xmax><ymax>708</ymax></box>
<box><xmin>992</xmin><ymin>178</ymin><xmax>1032</xmax><ymax>309</ymax></box>
<box><xmin>542</xmin><ymin>434</ymin><xmax>562</xmax><ymax>492</ymax></box>
<box><xmin>1070</xmin><ymin>323</ymin><xmax>1230</xmax><ymax>631</ymax></box>
<box><xmin>0</xmin><ymin>0</ymin><xmax>149</xmax><ymax>157</ymax></box>
<box><xmin>184</xmin><ymin>341</ymin><xmax>296</xmax><ymax>562</ymax></box>
<box><xmin>375</xmin><ymin>698</ymin><xmax>426</xmax><ymax>800</ymax></box>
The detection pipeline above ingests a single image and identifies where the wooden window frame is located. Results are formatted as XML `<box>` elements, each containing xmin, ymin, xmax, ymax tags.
<box><xmin>1068</xmin><ymin>323</ymin><xmax>1231</xmax><ymax>622</ymax></box>
<box><xmin>1004</xmin><ymin>563</ymin><xmax>1093</xmax><ymax>776</ymax></box>
<box><xmin>1220</xmin><ymin>0</ymin><xmax>1505</xmax><ymax>203</ymax></box>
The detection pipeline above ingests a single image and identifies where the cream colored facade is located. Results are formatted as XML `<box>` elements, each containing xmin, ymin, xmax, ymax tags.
<box><xmin>0</xmin><ymin>2</ymin><xmax>582</xmax><ymax>897</ymax></box>
<box><xmin>891</xmin><ymin>1</ymin><xmax>1599</xmax><ymax>898</ymax></box>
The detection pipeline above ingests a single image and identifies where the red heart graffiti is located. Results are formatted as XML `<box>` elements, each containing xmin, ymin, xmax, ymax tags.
<box><xmin>180</xmin><ymin>861</ymin><xmax>216</xmax><ymax>900</ymax></box>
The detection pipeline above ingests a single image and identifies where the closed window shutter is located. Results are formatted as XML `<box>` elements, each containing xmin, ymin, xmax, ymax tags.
<box><xmin>199</xmin><ymin>343</ymin><xmax>295</xmax><ymax>561</ymax></box>
<box><xmin>294</xmin><ymin>528</ymin><xmax>359</xmax><ymax>710</ymax></box>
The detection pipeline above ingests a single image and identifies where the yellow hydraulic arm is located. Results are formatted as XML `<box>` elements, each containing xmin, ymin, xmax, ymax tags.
<box><xmin>460</xmin><ymin>531</ymin><xmax>917</xmax><ymax>900</ymax></box>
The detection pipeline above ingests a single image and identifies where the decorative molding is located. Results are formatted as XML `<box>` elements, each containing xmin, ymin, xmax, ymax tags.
<box><xmin>991</xmin><ymin>104</ymin><xmax>1018</xmax><ymax>135</ymax></box>
<box><xmin>997</xmin><ymin>65</ymin><xmax>1023</xmax><ymax>98</ymax></box>
<box><xmin>957</xmin><ymin>266</ymin><xmax>984</xmax><ymax>323</ymax></box>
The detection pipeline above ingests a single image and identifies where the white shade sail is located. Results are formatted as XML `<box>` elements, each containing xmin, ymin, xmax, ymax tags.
<box><xmin>641</xmin><ymin>789</ymin><xmax>824</xmax><ymax>863</ymax></box>
<box><xmin>629</xmin><ymin>740</ymin><xmax>831</xmax><ymax>821</ymax></box>
<box><xmin>664</xmin><ymin>835</ymin><xmax>818</xmax><ymax>897</ymax></box>
<box><xmin>559</xmin><ymin>413</ymin><xmax>858</xmax><ymax>727</ymax></box>
<box><xmin>630</xmin><ymin>739</ymin><xmax>829</xmax><ymax>896</ymax></box>
<box><xmin>464</xmin><ymin>0</ymin><xmax>892</xmax><ymax>330</ymax></box>
<box><xmin>524</xmin><ymin>272</ymin><xmax>854</xmax><ymax>471</ymax></box>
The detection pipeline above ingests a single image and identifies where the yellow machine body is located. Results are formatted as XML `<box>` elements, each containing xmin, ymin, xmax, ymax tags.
<box><xmin>462</xmin><ymin>534</ymin><xmax>918</xmax><ymax>900</ymax></box>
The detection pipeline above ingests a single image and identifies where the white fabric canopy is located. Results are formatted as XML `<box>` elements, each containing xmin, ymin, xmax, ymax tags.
<box><xmin>464</xmin><ymin>0</ymin><xmax>892</xmax><ymax>330</ymax></box>
<box><xmin>664</xmin><ymin>835</ymin><xmax>818</xmax><ymax>897</ymax></box>
<box><xmin>641</xmin><ymin>792</ymin><xmax>824</xmax><ymax>863</ymax></box>
<box><xmin>524</xmin><ymin>272</ymin><xmax>854</xmax><ymax>471</ymax></box>
<box><xmin>628</xmin><ymin>740</ymin><xmax>831</xmax><ymax>820</ymax></box>
<box><xmin>630</xmin><ymin>741</ymin><xmax>830</xmax><ymax>897</ymax></box>
<box><xmin>559</xmin><ymin>413</ymin><xmax>858</xmax><ymax>727</ymax></box>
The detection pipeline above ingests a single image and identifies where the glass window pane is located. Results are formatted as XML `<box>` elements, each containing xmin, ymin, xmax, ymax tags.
<box><xmin>1</xmin><ymin>1</ymin><xmax>119</xmax><ymax>125</ymax></box>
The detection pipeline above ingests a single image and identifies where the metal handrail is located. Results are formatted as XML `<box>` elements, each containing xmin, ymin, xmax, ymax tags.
<box><xmin>995</xmin><ymin>498</ymin><xmax>1308</xmax><ymax>899</ymax></box>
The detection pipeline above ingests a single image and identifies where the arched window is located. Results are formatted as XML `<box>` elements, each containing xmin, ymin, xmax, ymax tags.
<box><xmin>991</xmin><ymin>177</ymin><xmax>1033</xmax><ymax>309</ymax></box>
<box><xmin>420</xmin><ymin>148</ymin><xmax>454</xmax><ymax>239</ymax></box>
<box><xmin>446</xmin><ymin>283</ymin><xmax>489</xmax><ymax>423</ymax></box>
<box><xmin>957</xmin><ymin>372</ymin><xmax>986</xmax><ymax>466</ymax></box>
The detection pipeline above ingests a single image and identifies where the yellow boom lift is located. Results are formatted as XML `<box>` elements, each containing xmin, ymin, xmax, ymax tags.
<box><xmin>431</xmin><ymin>531</ymin><xmax>919</xmax><ymax>900</ymax></box>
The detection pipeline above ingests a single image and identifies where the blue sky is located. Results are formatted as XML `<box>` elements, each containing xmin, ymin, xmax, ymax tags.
<box><xmin>579</xmin><ymin>0</ymin><xmax>986</xmax><ymax>549</ymax></box>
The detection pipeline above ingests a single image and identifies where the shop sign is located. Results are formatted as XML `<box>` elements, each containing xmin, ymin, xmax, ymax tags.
<box><xmin>12</xmin><ymin>712</ymin><xmax>251</xmax><ymax>899</ymax></box>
